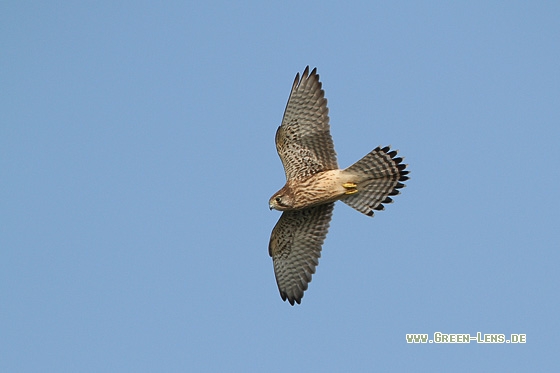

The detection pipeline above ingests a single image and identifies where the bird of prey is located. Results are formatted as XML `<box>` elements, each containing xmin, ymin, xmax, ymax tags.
<box><xmin>268</xmin><ymin>66</ymin><xmax>409</xmax><ymax>305</ymax></box>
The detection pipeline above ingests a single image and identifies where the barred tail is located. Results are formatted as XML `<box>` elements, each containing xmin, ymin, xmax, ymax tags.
<box><xmin>341</xmin><ymin>146</ymin><xmax>409</xmax><ymax>217</ymax></box>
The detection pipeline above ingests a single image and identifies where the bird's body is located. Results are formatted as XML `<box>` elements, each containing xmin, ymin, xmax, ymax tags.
<box><xmin>270</xmin><ymin>169</ymin><xmax>357</xmax><ymax>211</ymax></box>
<box><xmin>268</xmin><ymin>66</ymin><xmax>409</xmax><ymax>305</ymax></box>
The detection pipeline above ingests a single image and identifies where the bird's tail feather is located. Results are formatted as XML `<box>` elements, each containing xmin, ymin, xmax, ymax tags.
<box><xmin>341</xmin><ymin>146</ymin><xmax>409</xmax><ymax>216</ymax></box>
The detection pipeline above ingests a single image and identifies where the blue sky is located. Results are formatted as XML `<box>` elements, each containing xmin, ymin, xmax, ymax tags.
<box><xmin>2</xmin><ymin>1</ymin><xmax>559</xmax><ymax>371</ymax></box>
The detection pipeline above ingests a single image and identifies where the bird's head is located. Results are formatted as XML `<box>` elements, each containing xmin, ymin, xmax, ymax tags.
<box><xmin>269</xmin><ymin>188</ymin><xmax>294</xmax><ymax>211</ymax></box>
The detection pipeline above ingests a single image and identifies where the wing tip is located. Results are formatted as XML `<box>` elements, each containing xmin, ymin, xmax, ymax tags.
<box><xmin>281</xmin><ymin>291</ymin><xmax>302</xmax><ymax>306</ymax></box>
<box><xmin>292</xmin><ymin>65</ymin><xmax>320</xmax><ymax>90</ymax></box>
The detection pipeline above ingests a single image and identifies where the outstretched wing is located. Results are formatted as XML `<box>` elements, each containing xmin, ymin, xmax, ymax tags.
<box><xmin>275</xmin><ymin>66</ymin><xmax>338</xmax><ymax>181</ymax></box>
<box><xmin>268</xmin><ymin>203</ymin><xmax>334</xmax><ymax>305</ymax></box>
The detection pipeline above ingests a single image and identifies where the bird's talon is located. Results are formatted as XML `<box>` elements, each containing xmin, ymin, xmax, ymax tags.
<box><xmin>343</xmin><ymin>182</ymin><xmax>358</xmax><ymax>195</ymax></box>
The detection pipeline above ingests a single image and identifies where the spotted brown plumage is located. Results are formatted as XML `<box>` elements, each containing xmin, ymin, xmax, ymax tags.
<box><xmin>268</xmin><ymin>67</ymin><xmax>409</xmax><ymax>305</ymax></box>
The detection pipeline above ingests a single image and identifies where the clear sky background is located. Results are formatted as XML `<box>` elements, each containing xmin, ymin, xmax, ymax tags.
<box><xmin>2</xmin><ymin>1</ymin><xmax>559</xmax><ymax>371</ymax></box>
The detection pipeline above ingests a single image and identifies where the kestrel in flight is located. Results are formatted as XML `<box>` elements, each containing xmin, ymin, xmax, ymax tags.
<box><xmin>268</xmin><ymin>66</ymin><xmax>409</xmax><ymax>305</ymax></box>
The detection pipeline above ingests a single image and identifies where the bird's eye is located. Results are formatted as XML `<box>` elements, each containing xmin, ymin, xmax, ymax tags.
<box><xmin>275</xmin><ymin>197</ymin><xmax>282</xmax><ymax>203</ymax></box>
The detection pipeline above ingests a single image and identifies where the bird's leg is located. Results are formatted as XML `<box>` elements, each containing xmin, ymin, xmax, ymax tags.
<box><xmin>342</xmin><ymin>182</ymin><xmax>358</xmax><ymax>195</ymax></box>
